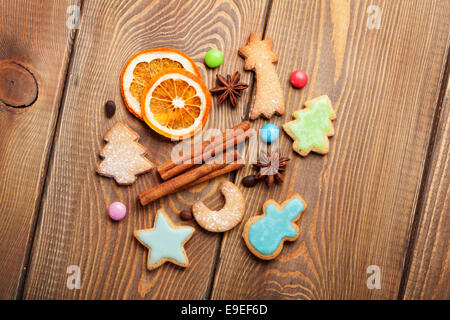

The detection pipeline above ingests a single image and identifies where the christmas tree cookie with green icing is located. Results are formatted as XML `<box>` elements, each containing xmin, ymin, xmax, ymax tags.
<box><xmin>134</xmin><ymin>209</ymin><xmax>194</xmax><ymax>271</ymax></box>
<box><xmin>243</xmin><ymin>195</ymin><xmax>307</xmax><ymax>260</ymax></box>
<box><xmin>283</xmin><ymin>95</ymin><xmax>336</xmax><ymax>156</ymax></box>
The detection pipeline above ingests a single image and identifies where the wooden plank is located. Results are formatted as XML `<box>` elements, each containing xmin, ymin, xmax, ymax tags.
<box><xmin>403</xmin><ymin>76</ymin><xmax>449</xmax><ymax>299</ymax></box>
<box><xmin>211</xmin><ymin>0</ymin><xmax>450</xmax><ymax>299</ymax></box>
<box><xmin>0</xmin><ymin>0</ymin><xmax>78</xmax><ymax>298</ymax></box>
<box><xmin>23</xmin><ymin>0</ymin><xmax>270</xmax><ymax>299</ymax></box>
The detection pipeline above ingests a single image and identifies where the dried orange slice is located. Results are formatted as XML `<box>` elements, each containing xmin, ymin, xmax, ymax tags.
<box><xmin>121</xmin><ymin>48</ymin><xmax>201</xmax><ymax>119</ymax></box>
<box><xmin>141</xmin><ymin>68</ymin><xmax>211</xmax><ymax>140</ymax></box>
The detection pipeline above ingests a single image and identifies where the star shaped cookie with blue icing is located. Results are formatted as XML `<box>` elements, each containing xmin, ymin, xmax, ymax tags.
<box><xmin>243</xmin><ymin>195</ymin><xmax>307</xmax><ymax>260</ymax></box>
<box><xmin>134</xmin><ymin>209</ymin><xmax>194</xmax><ymax>270</ymax></box>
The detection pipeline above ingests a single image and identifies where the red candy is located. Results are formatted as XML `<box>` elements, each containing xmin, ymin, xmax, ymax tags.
<box><xmin>290</xmin><ymin>70</ymin><xmax>308</xmax><ymax>88</ymax></box>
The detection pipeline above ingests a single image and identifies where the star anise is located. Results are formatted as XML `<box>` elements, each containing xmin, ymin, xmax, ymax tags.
<box><xmin>254</xmin><ymin>152</ymin><xmax>290</xmax><ymax>187</ymax></box>
<box><xmin>210</xmin><ymin>72</ymin><xmax>248</xmax><ymax>108</ymax></box>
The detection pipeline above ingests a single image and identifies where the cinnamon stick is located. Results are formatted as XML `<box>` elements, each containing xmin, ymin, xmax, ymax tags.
<box><xmin>161</xmin><ymin>129</ymin><xmax>252</xmax><ymax>180</ymax></box>
<box><xmin>139</xmin><ymin>163</ymin><xmax>227</xmax><ymax>206</ymax></box>
<box><xmin>156</xmin><ymin>140</ymin><xmax>210</xmax><ymax>174</ymax></box>
<box><xmin>140</xmin><ymin>151</ymin><xmax>240</xmax><ymax>206</ymax></box>
<box><xmin>183</xmin><ymin>163</ymin><xmax>245</xmax><ymax>189</ymax></box>
<box><xmin>156</xmin><ymin>121</ymin><xmax>250</xmax><ymax>179</ymax></box>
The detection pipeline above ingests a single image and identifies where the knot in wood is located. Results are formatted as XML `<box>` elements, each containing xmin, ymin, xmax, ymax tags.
<box><xmin>0</xmin><ymin>61</ymin><xmax>38</xmax><ymax>108</ymax></box>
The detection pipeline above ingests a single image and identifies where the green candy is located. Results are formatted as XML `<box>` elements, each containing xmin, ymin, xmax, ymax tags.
<box><xmin>204</xmin><ymin>49</ymin><xmax>223</xmax><ymax>68</ymax></box>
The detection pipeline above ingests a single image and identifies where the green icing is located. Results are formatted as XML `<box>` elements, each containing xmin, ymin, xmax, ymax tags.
<box><xmin>288</xmin><ymin>96</ymin><xmax>333</xmax><ymax>151</ymax></box>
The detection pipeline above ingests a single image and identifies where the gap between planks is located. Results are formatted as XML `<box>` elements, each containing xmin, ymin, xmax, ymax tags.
<box><xmin>204</xmin><ymin>0</ymin><xmax>275</xmax><ymax>299</ymax></box>
<box><xmin>396</xmin><ymin>37</ymin><xmax>450</xmax><ymax>300</ymax></box>
<box><xmin>15</xmin><ymin>0</ymin><xmax>85</xmax><ymax>300</ymax></box>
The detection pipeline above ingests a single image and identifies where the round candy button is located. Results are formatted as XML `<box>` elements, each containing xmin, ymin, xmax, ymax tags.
<box><xmin>205</xmin><ymin>49</ymin><xmax>223</xmax><ymax>68</ymax></box>
<box><xmin>260</xmin><ymin>123</ymin><xmax>279</xmax><ymax>143</ymax></box>
<box><xmin>290</xmin><ymin>70</ymin><xmax>308</xmax><ymax>88</ymax></box>
<box><xmin>108</xmin><ymin>202</ymin><xmax>127</xmax><ymax>221</ymax></box>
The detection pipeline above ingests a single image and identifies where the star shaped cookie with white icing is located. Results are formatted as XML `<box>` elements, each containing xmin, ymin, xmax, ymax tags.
<box><xmin>134</xmin><ymin>209</ymin><xmax>194</xmax><ymax>270</ymax></box>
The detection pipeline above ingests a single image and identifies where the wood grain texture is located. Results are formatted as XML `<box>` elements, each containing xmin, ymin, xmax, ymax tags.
<box><xmin>0</xmin><ymin>0</ymin><xmax>77</xmax><ymax>298</ymax></box>
<box><xmin>23</xmin><ymin>0</ymin><xmax>269</xmax><ymax>299</ymax></box>
<box><xmin>403</xmin><ymin>78</ymin><xmax>450</xmax><ymax>299</ymax></box>
<box><xmin>0</xmin><ymin>61</ymin><xmax>38</xmax><ymax>107</ymax></box>
<box><xmin>211</xmin><ymin>0</ymin><xmax>450</xmax><ymax>299</ymax></box>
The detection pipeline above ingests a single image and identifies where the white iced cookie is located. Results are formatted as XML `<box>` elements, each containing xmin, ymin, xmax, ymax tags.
<box><xmin>192</xmin><ymin>181</ymin><xmax>245</xmax><ymax>232</ymax></box>
<box><xmin>97</xmin><ymin>121</ymin><xmax>154</xmax><ymax>185</ymax></box>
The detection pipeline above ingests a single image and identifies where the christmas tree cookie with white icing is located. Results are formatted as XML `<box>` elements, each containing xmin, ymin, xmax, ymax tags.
<box><xmin>97</xmin><ymin>121</ymin><xmax>153</xmax><ymax>185</ymax></box>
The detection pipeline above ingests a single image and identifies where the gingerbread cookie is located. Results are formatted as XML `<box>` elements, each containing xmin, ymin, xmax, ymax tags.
<box><xmin>283</xmin><ymin>95</ymin><xmax>336</xmax><ymax>156</ymax></box>
<box><xmin>238</xmin><ymin>32</ymin><xmax>284</xmax><ymax>120</ymax></box>
<box><xmin>134</xmin><ymin>209</ymin><xmax>194</xmax><ymax>271</ymax></box>
<box><xmin>97</xmin><ymin>121</ymin><xmax>153</xmax><ymax>185</ymax></box>
<box><xmin>243</xmin><ymin>195</ymin><xmax>306</xmax><ymax>260</ymax></box>
<box><xmin>192</xmin><ymin>181</ymin><xmax>245</xmax><ymax>232</ymax></box>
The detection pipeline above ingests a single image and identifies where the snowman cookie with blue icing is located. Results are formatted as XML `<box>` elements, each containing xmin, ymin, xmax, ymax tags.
<box><xmin>243</xmin><ymin>195</ymin><xmax>306</xmax><ymax>260</ymax></box>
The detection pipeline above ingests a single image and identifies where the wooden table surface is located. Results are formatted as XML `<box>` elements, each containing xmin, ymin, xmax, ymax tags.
<box><xmin>0</xmin><ymin>0</ymin><xmax>449</xmax><ymax>300</ymax></box>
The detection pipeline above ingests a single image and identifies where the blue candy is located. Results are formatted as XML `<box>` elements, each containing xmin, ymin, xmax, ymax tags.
<box><xmin>260</xmin><ymin>123</ymin><xmax>279</xmax><ymax>143</ymax></box>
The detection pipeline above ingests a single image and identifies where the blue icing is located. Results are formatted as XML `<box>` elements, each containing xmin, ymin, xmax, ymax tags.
<box><xmin>248</xmin><ymin>198</ymin><xmax>305</xmax><ymax>255</ymax></box>
<box><xmin>136</xmin><ymin>212</ymin><xmax>193</xmax><ymax>267</ymax></box>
